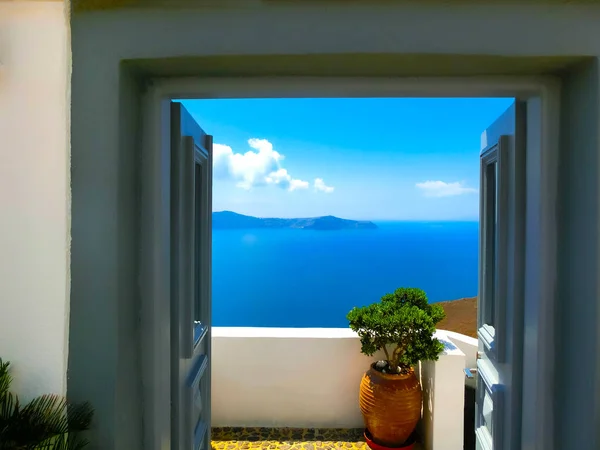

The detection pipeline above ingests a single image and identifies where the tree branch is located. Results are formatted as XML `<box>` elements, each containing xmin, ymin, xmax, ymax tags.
<box><xmin>391</xmin><ymin>342</ymin><xmax>407</xmax><ymax>371</ymax></box>
<box><xmin>382</xmin><ymin>345</ymin><xmax>391</xmax><ymax>363</ymax></box>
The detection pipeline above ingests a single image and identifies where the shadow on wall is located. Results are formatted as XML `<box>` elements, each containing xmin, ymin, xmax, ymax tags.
<box><xmin>417</xmin><ymin>365</ymin><xmax>435</xmax><ymax>447</ymax></box>
<box><xmin>419</xmin><ymin>363</ymin><xmax>475</xmax><ymax>450</ymax></box>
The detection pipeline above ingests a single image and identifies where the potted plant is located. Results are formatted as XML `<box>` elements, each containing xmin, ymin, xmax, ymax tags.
<box><xmin>0</xmin><ymin>358</ymin><xmax>94</xmax><ymax>449</ymax></box>
<box><xmin>347</xmin><ymin>287</ymin><xmax>446</xmax><ymax>449</ymax></box>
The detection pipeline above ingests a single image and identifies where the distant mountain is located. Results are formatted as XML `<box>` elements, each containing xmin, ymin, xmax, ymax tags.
<box><xmin>213</xmin><ymin>211</ymin><xmax>378</xmax><ymax>231</ymax></box>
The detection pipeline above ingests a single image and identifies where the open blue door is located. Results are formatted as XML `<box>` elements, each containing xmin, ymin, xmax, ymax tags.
<box><xmin>476</xmin><ymin>101</ymin><xmax>526</xmax><ymax>450</ymax></box>
<box><xmin>170</xmin><ymin>102</ymin><xmax>213</xmax><ymax>450</ymax></box>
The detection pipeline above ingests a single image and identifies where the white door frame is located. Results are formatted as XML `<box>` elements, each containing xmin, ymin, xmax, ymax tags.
<box><xmin>140</xmin><ymin>76</ymin><xmax>560</xmax><ymax>450</ymax></box>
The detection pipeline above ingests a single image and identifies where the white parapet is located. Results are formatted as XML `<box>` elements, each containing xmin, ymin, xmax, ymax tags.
<box><xmin>418</xmin><ymin>330</ymin><xmax>470</xmax><ymax>450</ymax></box>
<box><xmin>212</xmin><ymin>327</ymin><xmax>473</xmax><ymax>450</ymax></box>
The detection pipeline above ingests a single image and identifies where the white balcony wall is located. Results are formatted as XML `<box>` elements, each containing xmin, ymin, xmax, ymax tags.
<box><xmin>442</xmin><ymin>330</ymin><xmax>478</xmax><ymax>370</ymax></box>
<box><xmin>0</xmin><ymin>1</ymin><xmax>70</xmax><ymax>400</ymax></box>
<box><xmin>212</xmin><ymin>328</ymin><xmax>476</xmax><ymax>450</ymax></box>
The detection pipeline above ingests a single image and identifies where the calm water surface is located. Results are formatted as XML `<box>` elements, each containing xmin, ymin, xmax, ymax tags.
<box><xmin>212</xmin><ymin>221</ymin><xmax>479</xmax><ymax>327</ymax></box>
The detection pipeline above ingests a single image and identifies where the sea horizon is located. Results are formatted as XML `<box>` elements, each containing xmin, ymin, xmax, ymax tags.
<box><xmin>213</xmin><ymin>210</ymin><xmax>478</xmax><ymax>223</ymax></box>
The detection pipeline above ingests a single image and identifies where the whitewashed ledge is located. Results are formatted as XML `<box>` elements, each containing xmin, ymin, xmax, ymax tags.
<box><xmin>211</xmin><ymin>327</ymin><xmax>477</xmax><ymax>450</ymax></box>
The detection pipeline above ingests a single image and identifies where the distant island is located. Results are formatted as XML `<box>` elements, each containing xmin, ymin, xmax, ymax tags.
<box><xmin>213</xmin><ymin>211</ymin><xmax>378</xmax><ymax>231</ymax></box>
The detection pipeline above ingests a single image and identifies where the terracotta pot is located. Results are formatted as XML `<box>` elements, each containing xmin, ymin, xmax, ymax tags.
<box><xmin>359</xmin><ymin>363</ymin><xmax>422</xmax><ymax>447</ymax></box>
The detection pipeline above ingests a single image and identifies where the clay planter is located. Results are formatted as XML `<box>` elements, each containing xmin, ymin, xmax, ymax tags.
<box><xmin>359</xmin><ymin>363</ymin><xmax>422</xmax><ymax>447</ymax></box>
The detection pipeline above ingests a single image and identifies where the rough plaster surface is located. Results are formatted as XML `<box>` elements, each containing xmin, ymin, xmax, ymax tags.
<box><xmin>0</xmin><ymin>1</ymin><xmax>70</xmax><ymax>400</ymax></box>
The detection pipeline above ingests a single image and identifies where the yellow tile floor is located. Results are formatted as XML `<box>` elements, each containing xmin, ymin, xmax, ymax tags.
<box><xmin>211</xmin><ymin>427</ymin><xmax>369</xmax><ymax>449</ymax></box>
<box><xmin>211</xmin><ymin>427</ymin><xmax>421</xmax><ymax>449</ymax></box>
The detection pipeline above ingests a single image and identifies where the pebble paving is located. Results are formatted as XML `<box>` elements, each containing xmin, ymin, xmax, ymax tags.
<box><xmin>211</xmin><ymin>427</ymin><xmax>371</xmax><ymax>449</ymax></box>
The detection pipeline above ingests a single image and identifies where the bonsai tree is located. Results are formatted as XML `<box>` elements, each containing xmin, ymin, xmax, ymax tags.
<box><xmin>347</xmin><ymin>287</ymin><xmax>446</xmax><ymax>374</ymax></box>
<box><xmin>0</xmin><ymin>358</ymin><xmax>94</xmax><ymax>450</ymax></box>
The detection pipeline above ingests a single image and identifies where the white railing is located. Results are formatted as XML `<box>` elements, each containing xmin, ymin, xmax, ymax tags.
<box><xmin>211</xmin><ymin>327</ymin><xmax>477</xmax><ymax>450</ymax></box>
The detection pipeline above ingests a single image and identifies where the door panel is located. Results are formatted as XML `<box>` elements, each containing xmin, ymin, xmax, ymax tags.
<box><xmin>171</xmin><ymin>102</ymin><xmax>213</xmax><ymax>450</ymax></box>
<box><xmin>476</xmin><ymin>101</ymin><xmax>525</xmax><ymax>450</ymax></box>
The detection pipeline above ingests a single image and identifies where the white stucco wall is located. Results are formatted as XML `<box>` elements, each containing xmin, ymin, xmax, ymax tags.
<box><xmin>212</xmin><ymin>327</ymin><xmax>472</xmax><ymax>450</ymax></box>
<box><xmin>442</xmin><ymin>330</ymin><xmax>478</xmax><ymax>370</ymax></box>
<box><xmin>0</xmin><ymin>1</ymin><xmax>70</xmax><ymax>399</ymax></box>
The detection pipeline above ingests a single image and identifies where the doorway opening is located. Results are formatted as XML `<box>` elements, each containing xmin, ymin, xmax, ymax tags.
<box><xmin>139</xmin><ymin>77</ymin><xmax>558</xmax><ymax>450</ymax></box>
<box><xmin>186</xmin><ymin>96</ymin><xmax>519</xmax><ymax>450</ymax></box>
<box><xmin>182</xmin><ymin>97</ymin><xmax>509</xmax><ymax>334</ymax></box>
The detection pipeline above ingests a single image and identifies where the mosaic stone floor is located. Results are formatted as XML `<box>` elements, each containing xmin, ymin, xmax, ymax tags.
<box><xmin>211</xmin><ymin>427</ymin><xmax>422</xmax><ymax>450</ymax></box>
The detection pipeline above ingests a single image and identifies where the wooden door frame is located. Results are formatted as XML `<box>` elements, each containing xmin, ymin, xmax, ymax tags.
<box><xmin>139</xmin><ymin>76</ymin><xmax>560</xmax><ymax>450</ymax></box>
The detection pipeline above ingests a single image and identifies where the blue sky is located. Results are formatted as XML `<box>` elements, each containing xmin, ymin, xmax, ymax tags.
<box><xmin>181</xmin><ymin>97</ymin><xmax>514</xmax><ymax>221</ymax></box>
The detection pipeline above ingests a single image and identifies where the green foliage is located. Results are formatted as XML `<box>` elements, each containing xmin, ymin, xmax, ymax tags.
<box><xmin>347</xmin><ymin>287</ymin><xmax>446</xmax><ymax>373</ymax></box>
<box><xmin>0</xmin><ymin>358</ymin><xmax>94</xmax><ymax>450</ymax></box>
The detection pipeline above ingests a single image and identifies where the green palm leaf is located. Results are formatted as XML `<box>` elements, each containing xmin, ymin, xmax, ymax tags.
<box><xmin>0</xmin><ymin>358</ymin><xmax>94</xmax><ymax>450</ymax></box>
<box><xmin>0</xmin><ymin>360</ymin><xmax>11</xmax><ymax>399</ymax></box>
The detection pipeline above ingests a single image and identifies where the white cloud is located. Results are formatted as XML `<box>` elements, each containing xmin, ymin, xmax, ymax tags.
<box><xmin>416</xmin><ymin>180</ymin><xmax>477</xmax><ymax>197</ymax></box>
<box><xmin>289</xmin><ymin>178</ymin><xmax>310</xmax><ymax>191</ymax></box>
<box><xmin>213</xmin><ymin>138</ymin><xmax>309</xmax><ymax>191</ymax></box>
<box><xmin>314</xmin><ymin>178</ymin><xmax>335</xmax><ymax>194</ymax></box>
<box><xmin>265</xmin><ymin>168</ymin><xmax>310</xmax><ymax>191</ymax></box>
